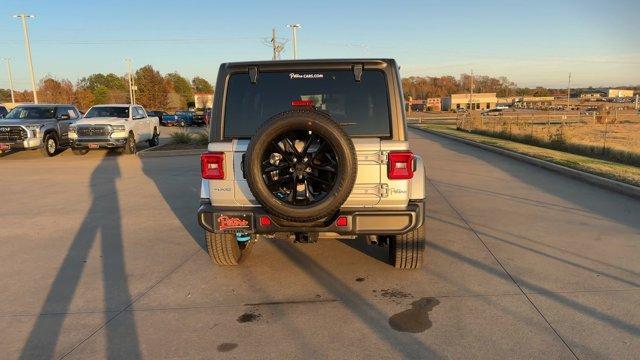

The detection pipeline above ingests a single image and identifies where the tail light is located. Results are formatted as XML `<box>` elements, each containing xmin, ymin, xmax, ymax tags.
<box><xmin>387</xmin><ymin>151</ymin><xmax>414</xmax><ymax>179</ymax></box>
<box><xmin>201</xmin><ymin>152</ymin><xmax>225</xmax><ymax>179</ymax></box>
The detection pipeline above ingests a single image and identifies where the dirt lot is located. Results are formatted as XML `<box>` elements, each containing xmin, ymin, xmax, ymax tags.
<box><xmin>480</xmin><ymin>120</ymin><xmax>640</xmax><ymax>154</ymax></box>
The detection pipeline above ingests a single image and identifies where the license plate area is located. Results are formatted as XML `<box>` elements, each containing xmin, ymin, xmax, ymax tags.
<box><xmin>213</xmin><ymin>212</ymin><xmax>254</xmax><ymax>233</ymax></box>
<box><xmin>89</xmin><ymin>144</ymin><xmax>99</xmax><ymax>149</ymax></box>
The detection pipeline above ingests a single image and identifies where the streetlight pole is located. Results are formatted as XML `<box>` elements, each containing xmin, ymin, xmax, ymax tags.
<box><xmin>2</xmin><ymin>58</ymin><xmax>16</xmax><ymax>103</ymax></box>
<box><xmin>287</xmin><ymin>24</ymin><xmax>302</xmax><ymax>59</ymax></box>
<box><xmin>567</xmin><ymin>72</ymin><xmax>571</xmax><ymax>108</ymax></box>
<box><xmin>13</xmin><ymin>14</ymin><xmax>38</xmax><ymax>104</ymax></box>
<box><xmin>125</xmin><ymin>58</ymin><xmax>134</xmax><ymax>105</ymax></box>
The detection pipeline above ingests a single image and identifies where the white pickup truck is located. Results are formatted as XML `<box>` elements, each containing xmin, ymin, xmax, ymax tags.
<box><xmin>69</xmin><ymin>104</ymin><xmax>160</xmax><ymax>154</ymax></box>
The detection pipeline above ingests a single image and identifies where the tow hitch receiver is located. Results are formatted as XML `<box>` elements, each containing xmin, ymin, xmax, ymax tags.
<box><xmin>293</xmin><ymin>232</ymin><xmax>318</xmax><ymax>243</ymax></box>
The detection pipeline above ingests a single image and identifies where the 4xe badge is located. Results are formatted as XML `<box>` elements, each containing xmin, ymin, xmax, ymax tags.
<box><xmin>216</xmin><ymin>215</ymin><xmax>251</xmax><ymax>231</ymax></box>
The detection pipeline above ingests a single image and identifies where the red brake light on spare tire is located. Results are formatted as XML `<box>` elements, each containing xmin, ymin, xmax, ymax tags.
<box><xmin>388</xmin><ymin>151</ymin><xmax>414</xmax><ymax>179</ymax></box>
<box><xmin>291</xmin><ymin>99</ymin><xmax>314</xmax><ymax>107</ymax></box>
<box><xmin>201</xmin><ymin>152</ymin><xmax>225</xmax><ymax>179</ymax></box>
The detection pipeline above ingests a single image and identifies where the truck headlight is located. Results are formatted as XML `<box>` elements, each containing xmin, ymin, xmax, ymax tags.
<box><xmin>112</xmin><ymin>125</ymin><xmax>126</xmax><ymax>131</ymax></box>
<box><xmin>25</xmin><ymin>124</ymin><xmax>43</xmax><ymax>137</ymax></box>
<box><xmin>68</xmin><ymin>125</ymin><xmax>77</xmax><ymax>134</ymax></box>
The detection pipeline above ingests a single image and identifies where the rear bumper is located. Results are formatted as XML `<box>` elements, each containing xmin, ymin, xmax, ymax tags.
<box><xmin>197</xmin><ymin>201</ymin><xmax>424</xmax><ymax>235</ymax></box>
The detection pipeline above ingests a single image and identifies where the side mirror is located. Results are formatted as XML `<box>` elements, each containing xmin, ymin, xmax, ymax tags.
<box><xmin>57</xmin><ymin>114</ymin><xmax>71</xmax><ymax>121</ymax></box>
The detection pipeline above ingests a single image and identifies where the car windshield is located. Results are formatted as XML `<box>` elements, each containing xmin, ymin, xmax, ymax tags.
<box><xmin>85</xmin><ymin>106</ymin><xmax>130</xmax><ymax>118</ymax></box>
<box><xmin>4</xmin><ymin>106</ymin><xmax>56</xmax><ymax>120</ymax></box>
<box><xmin>223</xmin><ymin>70</ymin><xmax>391</xmax><ymax>138</ymax></box>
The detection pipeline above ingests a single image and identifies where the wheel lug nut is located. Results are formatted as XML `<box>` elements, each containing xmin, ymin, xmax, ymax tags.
<box><xmin>305</xmin><ymin>167</ymin><xmax>311</xmax><ymax>172</ymax></box>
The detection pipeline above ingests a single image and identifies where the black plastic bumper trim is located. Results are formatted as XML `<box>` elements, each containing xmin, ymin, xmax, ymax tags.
<box><xmin>197</xmin><ymin>201</ymin><xmax>425</xmax><ymax>235</ymax></box>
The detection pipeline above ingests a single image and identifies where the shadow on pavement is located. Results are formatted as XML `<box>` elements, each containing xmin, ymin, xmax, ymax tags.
<box><xmin>140</xmin><ymin>156</ymin><xmax>205</xmax><ymax>251</ymax></box>
<box><xmin>418</xmin><ymin>130</ymin><xmax>640</xmax><ymax>336</ymax></box>
<box><xmin>19</xmin><ymin>157</ymin><xmax>140</xmax><ymax>359</ymax></box>
<box><xmin>272</xmin><ymin>241</ymin><xmax>441</xmax><ymax>358</ymax></box>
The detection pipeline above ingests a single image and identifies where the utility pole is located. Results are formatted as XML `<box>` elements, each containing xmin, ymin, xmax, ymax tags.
<box><xmin>265</xmin><ymin>28</ymin><xmax>287</xmax><ymax>60</ymax></box>
<box><xmin>271</xmin><ymin>28</ymin><xmax>277</xmax><ymax>60</ymax></box>
<box><xmin>13</xmin><ymin>14</ymin><xmax>38</xmax><ymax>103</ymax></box>
<box><xmin>125</xmin><ymin>58</ymin><xmax>134</xmax><ymax>105</ymax></box>
<box><xmin>469</xmin><ymin>69</ymin><xmax>474</xmax><ymax>110</ymax></box>
<box><xmin>567</xmin><ymin>72</ymin><xmax>571</xmax><ymax>108</ymax></box>
<box><xmin>287</xmin><ymin>24</ymin><xmax>302</xmax><ymax>59</ymax></box>
<box><xmin>2</xmin><ymin>58</ymin><xmax>16</xmax><ymax>103</ymax></box>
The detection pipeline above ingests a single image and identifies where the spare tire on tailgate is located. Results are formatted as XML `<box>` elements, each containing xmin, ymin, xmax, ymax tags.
<box><xmin>244</xmin><ymin>109</ymin><xmax>357</xmax><ymax>222</ymax></box>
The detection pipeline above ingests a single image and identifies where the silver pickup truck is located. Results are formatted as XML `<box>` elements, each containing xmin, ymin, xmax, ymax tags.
<box><xmin>0</xmin><ymin>104</ymin><xmax>81</xmax><ymax>156</ymax></box>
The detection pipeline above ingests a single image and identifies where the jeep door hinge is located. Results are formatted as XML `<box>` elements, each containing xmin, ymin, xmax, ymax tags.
<box><xmin>379</xmin><ymin>151</ymin><xmax>388</xmax><ymax>164</ymax></box>
<box><xmin>378</xmin><ymin>184</ymin><xmax>389</xmax><ymax>198</ymax></box>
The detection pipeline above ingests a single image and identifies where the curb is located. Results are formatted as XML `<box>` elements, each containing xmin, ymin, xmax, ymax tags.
<box><xmin>137</xmin><ymin>145</ymin><xmax>205</xmax><ymax>158</ymax></box>
<box><xmin>411</xmin><ymin>126</ymin><xmax>640</xmax><ymax>200</ymax></box>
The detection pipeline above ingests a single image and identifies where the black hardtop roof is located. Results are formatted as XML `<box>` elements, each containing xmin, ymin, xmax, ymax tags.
<box><xmin>220</xmin><ymin>58</ymin><xmax>396</xmax><ymax>70</ymax></box>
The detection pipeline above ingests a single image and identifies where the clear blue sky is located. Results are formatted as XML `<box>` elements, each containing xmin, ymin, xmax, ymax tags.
<box><xmin>1</xmin><ymin>0</ymin><xmax>638</xmax><ymax>90</ymax></box>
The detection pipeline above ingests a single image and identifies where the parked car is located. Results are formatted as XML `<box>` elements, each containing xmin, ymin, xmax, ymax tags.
<box><xmin>147</xmin><ymin>111</ymin><xmax>169</xmax><ymax>125</ymax></box>
<box><xmin>482</xmin><ymin>108</ymin><xmax>503</xmax><ymax>116</ymax></box>
<box><xmin>69</xmin><ymin>104</ymin><xmax>159</xmax><ymax>155</ymax></box>
<box><xmin>204</xmin><ymin>107</ymin><xmax>212</xmax><ymax>125</ymax></box>
<box><xmin>161</xmin><ymin>113</ymin><xmax>180</xmax><ymax>126</ymax></box>
<box><xmin>581</xmin><ymin>107</ymin><xmax>599</xmax><ymax>116</ymax></box>
<box><xmin>0</xmin><ymin>105</ymin><xmax>8</xmax><ymax>118</ymax></box>
<box><xmin>175</xmin><ymin>110</ymin><xmax>196</xmax><ymax>127</ymax></box>
<box><xmin>198</xmin><ymin>59</ymin><xmax>426</xmax><ymax>269</ymax></box>
<box><xmin>0</xmin><ymin>104</ymin><xmax>81</xmax><ymax>156</ymax></box>
<box><xmin>193</xmin><ymin>108</ymin><xmax>207</xmax><ymax>126</ymax></box>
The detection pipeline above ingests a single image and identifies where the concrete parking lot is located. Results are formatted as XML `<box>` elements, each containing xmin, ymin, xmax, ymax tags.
<box><xmin>0</xmin><ymin>129</ymin><xmax>638</xmax><ymax>359</ymax></box>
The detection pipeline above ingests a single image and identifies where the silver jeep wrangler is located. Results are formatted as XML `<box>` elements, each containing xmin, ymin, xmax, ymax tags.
<box><xmin>198</xmin><ymin>59</ymin><xmax>426</xmax><ymax>269</ymax></box>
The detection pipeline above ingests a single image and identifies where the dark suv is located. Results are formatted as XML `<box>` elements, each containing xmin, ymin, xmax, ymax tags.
<box><xmin>197</xmin><ymin>59</ymin><xmax>426</xmax><ymax>269</ymax></box>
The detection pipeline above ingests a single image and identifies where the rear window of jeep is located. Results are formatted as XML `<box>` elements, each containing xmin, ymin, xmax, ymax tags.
<box><xmin>223</xmin><ymin>70</ymin><xmax>391</xmax><ymax>138</ymax></box>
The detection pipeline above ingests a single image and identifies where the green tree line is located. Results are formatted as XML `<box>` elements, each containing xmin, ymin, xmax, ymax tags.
<box><xmin>401</xmin><ymin>74</ymin><xmax>596</xmax><ymax>99</ymax></box>
<box><xmin>0</xmin><ymin>65</ymin><xmax>213</xmax><ymax>112</ymax></box>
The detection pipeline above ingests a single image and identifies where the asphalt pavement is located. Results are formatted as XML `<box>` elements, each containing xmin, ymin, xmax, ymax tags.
<box><xmin>0</xmin><ymin>128</ymin><xmax>638</xmax><ymax>359</ymax></box>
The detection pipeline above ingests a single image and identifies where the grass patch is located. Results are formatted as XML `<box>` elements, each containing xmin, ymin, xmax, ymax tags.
<box><xmin>170</xmin><ymin>130</ymin><xmax>193</xmax><ymax>144</ymax></box>
<box><xmin>412</xmin><ymin>124</ymin><xmax>640</xmax><ymax>187</ymax></box>
<box><xmin>193</xmin><ymin>131</ymin><xmax>209</xmax><ymax>146</ymax></box>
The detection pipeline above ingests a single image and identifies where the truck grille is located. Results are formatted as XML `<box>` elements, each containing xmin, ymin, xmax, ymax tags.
<box><xmin>0</xmin><ymin>126</ymin><xmax>27</xmax><ymax>142</ymax></box>
<box><xmin>77</xmin><ymin>125</ymin><xmax>111</xmax><ymax>137</ymax></box>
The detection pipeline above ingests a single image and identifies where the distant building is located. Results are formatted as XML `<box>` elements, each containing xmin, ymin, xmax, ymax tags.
<box><xmin>518</xmin><ymin>96</ymin><xmax>554</xmax><ymax>107</ymax></box>
<box><xmin>194</xmin><ymin>93</ymin><xmax>214</xmax><ymax>109</ymax></box>
<box><xmin>406</xmin><ymin>98</ymin><xmax>427</xmax><ymax>112</ymax></box>
<box><xmin>580</xmin><ymin>92</ymin><xmax>606</xmax><ymax>100</ymax></box>
<box><xmin>608</xmin><ymin>89</ymin><xmax>634</xmax><ymax>98</ymax></box>
<box><xmin>497</xmin><ymin>97</ymin><xmax>518</xmax><ymax>106</ymax></box>
<box><xmin>441</xmin><ymin>93</ymin><xmax>497</xmax><ymax>111</ymax></box>
<box><xmin>427</xmin><ymin>98</ymin><xmax>441</xmax><ymax>111</ymax></box>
